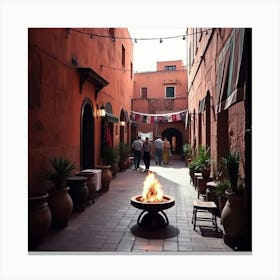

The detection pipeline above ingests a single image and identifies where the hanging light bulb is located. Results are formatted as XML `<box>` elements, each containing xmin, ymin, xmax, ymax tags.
<box><xmin>134</xmin><ymin>38</ymin><xmax>137</xmax><ymax>43</ymax></box>
<box><xmin>182</xmin><ymin>35</ymin><xmax>186</xmax><ymax>40</ymax></box>
<box><xmin>160</xmin><ymin>38</ymin><xmax>163</xmax><ymax>43</ymax></box>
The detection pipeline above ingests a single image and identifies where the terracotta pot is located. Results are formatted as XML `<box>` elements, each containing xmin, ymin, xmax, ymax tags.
<box><xmin>201</xmin><ymin>169</ymin><xmax>211</xmax><ymax>179</ymax></box>
<box><xmin>221</xmin><ymin>191</ymin><xmax>244</xmax><ymax>249</ymax></box>
<box><xmin>76</xmin><ymin>171</ymin><xmax>96</xmax><ymax>203</ymax></box>
<box><xmin>110</xmin><ymin>162</ymin><xmax>118</xmax><ymax>178</ymax></box>
<box><xmin>67</xmin><ymin>176</ymin><xmax>89</xmax><ymax>212</ymax></box>
<box><xmin>28</xmin><ymin>192</ymin><xmax>51</xmax><ymax>249</ymax></box>
<box><xmin>96</xmin><ymin>165</ymin><xmax>112</xmax><ymax>192</ymax></box>
<box><xmin>48</xmin><ymin>187</ymin><xmax>73</xmax><ymax>228</ymax></box>
<box><xmin>118</xmin><ymin>160</ymin><xmax>127</xmax><ymax>171</ymax></box>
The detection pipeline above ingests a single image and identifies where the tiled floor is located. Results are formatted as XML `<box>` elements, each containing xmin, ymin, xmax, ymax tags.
<box><xmin>31</xmin><ymin>160</ymin><xmax>233</xmax><ymax>253</ymax></box>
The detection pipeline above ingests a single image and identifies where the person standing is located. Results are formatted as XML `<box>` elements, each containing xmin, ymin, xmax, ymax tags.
<box><xmin>131</xmin><ymin>136</ymin><xmax>143</xmax><ymax>170</ymax></box>
<box><xmin>163</xmin><ymin>137</ymin><xmax>171</xmax><ymax>165</ymax></box>
<box><xmin>154</xmin><ymin>136</ymin><xmax>164</xmax><ymax>165</ymax></box>
<box><xmin>142</xmin><ymin>137</ymin><xmax>153</xmax><ymax>172</ymax></box>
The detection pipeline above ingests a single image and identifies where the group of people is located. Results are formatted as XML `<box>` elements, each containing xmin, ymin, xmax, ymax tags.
<box><xmin>131</xmin><ymin>135</ymin><xmax>171</xmax><ymax>172</ymax></box>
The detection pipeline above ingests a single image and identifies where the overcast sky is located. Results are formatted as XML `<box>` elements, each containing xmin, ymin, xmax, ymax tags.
<box><xmin>128</xmin><ymin>28</ymin><xmax>187</xmax><ymax>73</ymax></box>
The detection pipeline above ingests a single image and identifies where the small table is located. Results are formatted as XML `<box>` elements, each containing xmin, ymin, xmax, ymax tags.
<box><xmin>80</xmin><ymin>169</ymin><xmax>102</xmax><ymax>192</ymax></box>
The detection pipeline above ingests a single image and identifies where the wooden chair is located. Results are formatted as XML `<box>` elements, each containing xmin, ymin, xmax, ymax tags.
<box><xmin>192</xmin><ymin>199</ymin><xmax>218</xmax><ymax>231</ymax></box>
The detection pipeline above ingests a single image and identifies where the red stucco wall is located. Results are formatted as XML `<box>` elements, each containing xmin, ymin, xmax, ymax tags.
<box><xmin>28</xmin><ymin>28</ymin><xmax>133</xmax><ymax>193</ymax></box>
<box><xmin>132</xmin><ymin>61</ymin><xmax>188</xmax><ymax>152</ymax></box>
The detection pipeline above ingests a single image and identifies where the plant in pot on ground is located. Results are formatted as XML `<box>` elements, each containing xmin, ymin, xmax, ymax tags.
<box><xmin>215</xmin><ymin>178</ymin><xmax>231</xmax><ymax>215</ymax></box>
<box><xmin>103</xmin><ymin>146</ymin><xmax>119</xmax><ymax>178</ymax></box>
<box><xmin>118</xmin><ymin>142</ymin><xmax>130</xmax><ymax>171</ymax></box>
<box><xmin>221</xmin><ymin>151</ymin><xmax>240</xmax><ymax>195</ymax></box>
<box><xmin>220</xmin><ymin>151</ymin><xmax>245</xmax><ymax>249</ymax></box>
<box><xmin>196</xmin><ymin>145</ymin><xmax>211</xmax><ymax>178</ymax></box>
<box><xmin>183</xmin><ymin>143</ymin><xmax>192</xmax><ymax>166</ymax></box>
<box><xmin>46</xmin><ymin>157</ymin><xmax>75</xmax><ymax>229</ymax></box>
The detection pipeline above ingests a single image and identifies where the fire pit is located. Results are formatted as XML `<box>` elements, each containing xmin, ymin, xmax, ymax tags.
<box><xmin>131</xmin><ymin>172</ymin><xmax>175</xmax><ymax>229</ymax></box>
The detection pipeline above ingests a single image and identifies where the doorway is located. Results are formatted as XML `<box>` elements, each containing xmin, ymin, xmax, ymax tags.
<box><xmin>81</xmin><ymin>99</ymin><xmax>95</xmax><ymax>169</ymax></box>
<box><xmin>161</xmin><ymin>128</ymin><xmax>183</xmax><ymax>154</ymax></box>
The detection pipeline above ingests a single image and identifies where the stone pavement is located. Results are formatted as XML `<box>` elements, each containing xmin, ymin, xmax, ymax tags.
<box><xmin>32</xmin><ymin>160</ymin><xmax>233</xmax><ymax>253</ymax></box>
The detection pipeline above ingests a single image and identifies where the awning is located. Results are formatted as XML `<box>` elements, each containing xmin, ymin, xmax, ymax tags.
<box><xmin>198</xmin><ymin>97</ymin><xmax>206</xmax><ymax>113</ymax></box>
<box><xmin>76</xmin><ymin>67</ymin><xmax>109</xmax><ymax>100</ymax></box>
<box><xmin>216</xmin><ymin>29</ymin><xmax>245</xmax><ymax>113</ymax></box>
<box><xmin>106</xmin><ymin>113</ymin><xmax>119</xmax><ymax>123</ymax></box>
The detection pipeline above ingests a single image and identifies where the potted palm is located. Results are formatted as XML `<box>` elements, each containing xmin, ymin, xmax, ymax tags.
<box><xmin>215</xmin><ymin>179</ymin><xmax>230</xmax><ymax>215</ymax></box>
<box><xmin>103</xmin><ymin>146</ymin><xmax>119</xmax><ymax>178</ymax></box>
<box><xmin>196</xmin><ymin>145</ymin><xmax>211</xmax><ymax>178</ymax></box>
<box><xmin>222</xmin><ymin>151</ymin><xmax>240</xmax><ymax>194</ymax></box>
<box><xmin>183</xmin><ymin>143</ymin><xmax>192</xmax><ymax>166</ymax></box>
<box><xmin>47</xmin><ymin>157</ymin><xmax>75</xmax><ymax>228</ymax></box>
<box><xmin>118</xmin><ymin>142</ymin><xmax>130</xmax><ymax>171</ymax></box>
<box><xmin>220</xmin><ymin>151</ymin><xmax>245</xmax><ymax>249</ymax></box>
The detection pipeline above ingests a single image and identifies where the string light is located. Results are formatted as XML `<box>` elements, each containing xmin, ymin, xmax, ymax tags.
<box><xmin>68</xmin><ymin>28</ymin><xmax>213</xmax><ymax>42</ymax></box>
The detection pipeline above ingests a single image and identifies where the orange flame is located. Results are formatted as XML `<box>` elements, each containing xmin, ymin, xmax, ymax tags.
<box><xmin>141</xmin><ymin>172</ymin><xmax>164</xmax><ymax>202</ymax></box>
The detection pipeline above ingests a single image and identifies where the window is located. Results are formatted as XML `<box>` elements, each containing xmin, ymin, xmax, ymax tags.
<box><xmin>165</xmin><ymin>86</ymin><xmax>175</xmax><ymax>98</ymax></box>
<box><xmin>164</xmin><ymin>65</ymin><xmax>176</xmax><ymax>71</ymax></box>
<box><xmin>122</xmin><ymin>45</ymin><xmax>125</xmax><ymax>67</ymax></box>
<box><xmin>141</xmin><ymin>87</ymin><xmax>147</xmax><ymax>99</ymax></box>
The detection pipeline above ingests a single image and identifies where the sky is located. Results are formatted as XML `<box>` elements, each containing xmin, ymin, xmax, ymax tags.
<box><xmin>128</xmin><ymin>28</ymin><xmax>187</xmax><ymax>72</ymax></box>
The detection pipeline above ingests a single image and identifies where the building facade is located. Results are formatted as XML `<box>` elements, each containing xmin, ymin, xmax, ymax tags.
<box><xmin>187</xmin><ymin>28</ymin><xmax>252</xmax><ymax>249</ymax></box>
<box><xmin>28</xmin><ymin>28</ymin><xmax>133</xmax><ymax>193</ymax></box>
<box><xmin>132</xmin><ymin>60</ymin><xmax>188</xmax><ymax>155</ymax></box>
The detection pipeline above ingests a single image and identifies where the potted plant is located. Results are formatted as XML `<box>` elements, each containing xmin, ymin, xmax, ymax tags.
<box><xmin>28</xmin><ymin>192</ymin><xmax>52</xmax><ymax>249</ymax></box>
<box><xmin>222</xmin><ymin>151</ymin><xmax>240</xmax><ymax>194</ymax></box>
<box><xmin>118</xmin><ymin>142</ymin><xmax>130</xmax><ymax>171</ymax></box>
<box><xmin>188</xmin><ymin>158</ymin><xmax>200</xmax><ymax>184</ymax></box>
<box><xmin>47</xmin><ymin>157</ymin><xmax>75</xmax><ymax>228</ymax></box>
<box><xmin>220</xmin><ymin>151</ymin><xmax>245</xmax><ymax>249</ymax></box>
<box><xmin>215</xmin><ymin>179</ymin><xmax>230</xmax><ymax>215</ymax></box>
<box><xmin>183</xmin><ymin>143</ymin><xmax>192</xmax><ymax>166</ymax></box>
<box><xmin>196</xmin><ymin>145</ymin><xmax>211</xmax><ymax>178</ymax></box>
<box><xmin>103</xmin><ymin>146</ymin><xmax>119</xmax><ymax>178</ymax></box>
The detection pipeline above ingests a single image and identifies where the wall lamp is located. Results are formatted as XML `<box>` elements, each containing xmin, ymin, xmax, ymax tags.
<box><xmin>97</xmin><ymin>104</ymin><xmax>106</xmax><ymax>119</ymax></box>
<box><xmin>120</xmin><ymin>121</ymin><xmax>126</xmax><ymax>126</ymax></box>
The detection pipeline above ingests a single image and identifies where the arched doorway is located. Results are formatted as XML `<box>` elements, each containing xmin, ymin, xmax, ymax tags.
<box><xmin>161</xmin><ymin>128</ymin><xmax>183</xmax><ymax>154</ymax></box>
<box><xmin>80</xmin><ymin>99</ymin><xmax>95</xmax><ymax>169</ymax></box>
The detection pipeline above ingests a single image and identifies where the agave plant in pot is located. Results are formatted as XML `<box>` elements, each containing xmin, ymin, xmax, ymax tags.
<box><xmin>47</xmin><ymin>157</ymin><xmax>75</xmax><ymax>229</ymax></box>
<box><xmin>183</xmin><ymin>143</ymin><xmax>192</xmax><ymax>166</ymax></box>
<box><xmin>196</xmin><ymin>145</ymin><xmax>211</xmax><ymax>179</ymax></box>
<box><xmin>103</xmin><ymin>146</ymin><xmax>119</xmax><ymax>178</ymax></box>
<box><xmin>220</xmin><ymin>151</ymin><xmax>245</xmax><ymax>249</ymax></box>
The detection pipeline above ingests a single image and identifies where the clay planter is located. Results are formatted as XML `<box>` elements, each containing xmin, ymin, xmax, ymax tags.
<box><xmin>201</xmin><ymin>168</ymin><xmax>211</xmax><ymax>179</ymax></box>
<box><xmin>66</xmin><ymin>176</ymin><xmax>89</xmax><ymax>212</ymax></box>
<box><xmin>48</xmin><ymin>187</ymin><xmax>73</xmax><ymax>229</ymax></box>
<box><xmin>96</xmin><ymin>165</ymin><xmax>112</xmax><ymax>192</ymax></box>
<box><xmin>221</xmin><ymin>191</ymin><xmax>244</xmax><ymax>249</ymax></box>
<box><xmin>110</xmin><ymin>162</ymin><xmax>118</xmax><ymax>179</ymax></box>
<box><xmin>28</xmin><ymin>192</ymin><xmax>51</xmax><ymax>249</ymax></box>
<box><xmin>76</xmin><ymin>171</ymin><xmax>96</xmax><ymax>203</ymax></box>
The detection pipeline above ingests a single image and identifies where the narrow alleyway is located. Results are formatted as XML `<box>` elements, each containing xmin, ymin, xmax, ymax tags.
<box><xmin>32</xmin><ymin>160</ymin><xmax>233</xmax><ymax>253</ymax></box>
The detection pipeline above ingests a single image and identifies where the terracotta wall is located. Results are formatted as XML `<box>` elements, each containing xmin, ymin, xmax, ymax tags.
<box><xmin>28</xmin><ymin>28</ymin><xmax>133</xmax><ymax>192</ymax></box>
<box><xmin>187</xmin><ymin>27</ymin><xmax>249</xmax><ymax>177</ymax></box>
<box><xmin>132</xmin><ymin>61</ymin><xmax>188</xmax><ymax>152</ymax></box>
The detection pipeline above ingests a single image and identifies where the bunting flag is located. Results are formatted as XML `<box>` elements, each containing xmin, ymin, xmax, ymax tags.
<box><xmin>130</xmin><ymin>109</ymin><xmax>188</xmax><ymax>124</ymax></box>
